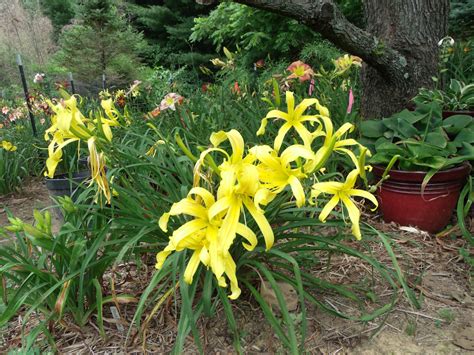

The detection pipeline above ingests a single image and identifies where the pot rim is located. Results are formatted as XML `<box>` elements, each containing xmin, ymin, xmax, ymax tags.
<box><xmin>442</xmin><ymin>110</ymin><xmax>474</xmax><ymax>115</ymax></box>
<box><xmin>372</xmin><ymin>163</ymin><xmax>471</xmax><ymax>183</ymax></box>
<box><xmin>44</xmin><ymin>169</ymin><xmax>91</xmax><ymax>182</ymax></box>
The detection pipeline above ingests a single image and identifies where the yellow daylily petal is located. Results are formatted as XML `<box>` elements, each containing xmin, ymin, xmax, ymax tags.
<box><xmin>316</xmin><ymin>101</ymin><xmax>330</xmax><ymax>117</ymax></box>
<box><xmin>189</xmin><ymin>187</ymin><xmax>216</xmax><ymax>208</ymax></box>
<box><xmin>208</xmin><ymin>196</ymin><xmax>231</xmax><ymax>220</ymax></box>
<box><xmin>159</xmin><ymin>212</ymin><xmax>171</xmax><ymax>232</ymax></box>
<box><xmin>184</xmin><ymin>250</ymin><xmax>202</xmax><ymax>284</ymax></box>
<box><xmin>336</xmin><ymin>148</ymin><xmax>360</xmax><ymax>175</ymax></box>
<box><xmin>224</xmin><ymin>255</ymin><xmax>241</xmax><ymax>300</ymax></box>
<box><xmin>288</xmin><ymin>175</ymin><xmax>306</xmax><ymax>207</ymax></box>
<box><xmin>274</xmin><ymin>122</ymin><xmax>292</xmax><ymax>152</ymax></box>
<box><xmin>236</xmin><ymin>223</ymin><xmax>257</xmax><ymax>251</ymax></box>
<box><xmin>170</xmin><ymin>219</ymin><xmax>208</xmax><ymax>246</ymax></box>
<box><xmin>285</xmin><ymin>91</ymin><xmax>295</xmax><ymax>116</ymax></box>
<box><xmin>169</xmin><ymin>199</ymin><xmax>208</xmax><ymax>221</ymax></box>
<box><xmin>254</xmin><ymin>188</ymin><xmax>275</xmax><ymax>211</ymax></box>
<box><xmin>335</xmin><ymin>138</ymin><xmax>359</xmax><ymax>148</ymax></box>
<box><xmin>265</xmin><ymin>109</ymin><xmax>290</xmax><ymax>121</ymax></box>
<box><xmin>311</xmin><ymin>181</ymin><xmax>343</xmax><ymax>195</ymax></box>
<box><xmin>343</xmin><ymin>169</ymin><xmax>360</xmax><ymax>190</ymax></box>
<box><xmin>102</xmin><ymin>122</ymin><xmax>113</xmax><ymax>141</ymax></box>
<box><xmin>294</xmin><ymin>98</ymin><xmax>318</xmax><ymax>118</ymax></box>
<box><xmin>293</xmin><ymin>122</ymin><xmax>314</xmax><ymax>147</ymax></box>
<box><xmin>219</xmin><ymin>199</ymin><xmax>241</xmax><ymax>253</ymax></box>
<box><xmin>348</xmin><ymin>189</ymin><xmax>379</xmax><ymax>211</ymax></box>
<box><xmin>243</xmin><ymin>198</ymin><xmax>274</xmax><ymax>250</ymax></box>
<box><xmin>156</xmin><ymin>244</ymin><xmax>174</xmax><ymax>269</ymax></box>
<box><xmin>256</xmin><ymin>116</ymin><xmax>269</xmax><ymax>136</ymax></box>
<box><xmin>341</xmin><ymin>195</ymin><xmax>362</xmax><ymax>240</ymax></box>
<box><xmin>334</xmin><ymin>122</ymin><xmax>354</xmax><ymax>138</ymax></box>
<box><xmin>319</xmin><ymin>195</ymin><xmax>340</xmax><ymax>222</ymax></box>
<box><xmin>211</xmin><ymin>129</ymin><xmax>244</xmax><ymax>164</ymax></box>
<box><xmin>199</xmin><ymin>246</ymin><xmax>210</xmax><ymax>266</ymax></box>
<box><xmin>280</xmin><ymin>144</ymin><xmax>315</xmax><ymax>167</ymax></box>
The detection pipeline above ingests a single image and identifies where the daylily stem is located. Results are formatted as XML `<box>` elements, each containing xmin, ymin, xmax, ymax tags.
<box><xmin>175</xmin><ymin>133</ymin><xmax>198</xmax><ymax>162</ymax></box>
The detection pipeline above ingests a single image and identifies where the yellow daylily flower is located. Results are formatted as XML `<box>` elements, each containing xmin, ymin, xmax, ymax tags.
<box><xmin>100</xmin><ymin>98</ymin><xmax>120</xmax><ymax>122</ymax></box>
<box><xmin>44</xmin><ymin>131</ymin><xmax>80</xmax><ymax>178</ymax></box>
<box><xmin>157</xmin><ymin>187</ymin><xmax>258</xmax><ymax>299</ymax></box>
<box><xmin>336</xmin><ymin>145</ymin><xmax>372</xmax><ymax>185</ymax></box>
<box><xmin>310</xmin><ymin>169</ymin><xmax>378</xmax><ymax>240</ymax></box>
<box><xmin>257</xmin><ymin>91</ymin><xmax>328</xmax><ymax>152</ymax></box>
<box><xmin>87</xmin><ymin>137</ymin><xmax>111</xmax><ymax>204</ymax></box>
<box><xmin>251</xmin><ymin>144</ymin><xmax>314</xmax><ymax>207</ymax></box>
<box><xmin>145</xmin><ymin>140</ymin><xmax>166</xmax><ymax>157</ymax></box>
<box><xmin>334</xmin><ymin>54</ymin><xmax>362</xmax><ymax>75</ymax></box>
<box><xmin>305</xmin><ymin>115</ymin><xmax>355</xmax><ymax>174</ymax></box>
<box><xmin>43</xmin><ymin>96</ymin><xmax>95</xmax><ymax>178</ymax></box>
<box><xmin>45</xmin><ymin>96</ymin><xmax>91</xmax><ymax>141</ymax></box>
<box><xmin>1</xmin><ymin>140</ymin><xmax>17</xmax><ymax>151</ymax></box>
<box><xmin>197</xmin><ymin>130</ymin><xmax>275</xmax><ymax>255</ymax></box>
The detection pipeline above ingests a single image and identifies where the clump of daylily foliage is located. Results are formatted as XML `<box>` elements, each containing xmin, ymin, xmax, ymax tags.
<box><xmin>156</xmin><ymin>91</ymin><xmax>377</xmax><ymax>299</ymax></box>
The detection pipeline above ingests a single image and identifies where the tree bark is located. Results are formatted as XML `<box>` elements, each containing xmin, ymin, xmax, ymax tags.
<box><xmin>195</xmin><ymin>0</ymin><xmax>450</xmax><ymax>118</ymax></box>
<box><xmin>360</xmin><ymin>0</ymin><xmax>450</xmax><ymax>117</ymax></box>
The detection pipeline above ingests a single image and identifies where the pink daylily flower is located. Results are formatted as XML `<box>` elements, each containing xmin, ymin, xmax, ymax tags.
<box><xmin>160</xmin><ymin>93</ymin><xmax>184</xmax><ymax>111</ymax></box>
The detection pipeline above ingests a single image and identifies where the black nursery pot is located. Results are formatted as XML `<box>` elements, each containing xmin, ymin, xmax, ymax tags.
<box><xmin>45</xmin><ymin>170</ymin><xmax>90</xmax><ymax>200</ymax></box>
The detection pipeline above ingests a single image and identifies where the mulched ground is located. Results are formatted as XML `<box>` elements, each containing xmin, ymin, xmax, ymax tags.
<box><xmin>0</xmin><ymin>180</ymin><xmax>473</xmax><ymax>353</ymax></box>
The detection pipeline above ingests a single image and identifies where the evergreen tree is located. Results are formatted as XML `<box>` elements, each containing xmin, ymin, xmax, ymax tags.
<box><xmin>126</xmin><ymin>0</ymin><xmax>215</xmax><ymax>68</ymax></box>
<box><xmin>55</xmin><ymin>0</ymin><xmax>147</xmax><ymax>90</ymax></box>
<box><xmin>39</xmin><ymin>0</ymin><xmax>75</xmax><ymax>39</ymax></box>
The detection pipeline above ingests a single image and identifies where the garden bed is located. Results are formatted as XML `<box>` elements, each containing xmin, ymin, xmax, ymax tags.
<box><xmin>1</xmin><ymin>184</ymin><xmax>472</xmax><ymax>353</ymax></box>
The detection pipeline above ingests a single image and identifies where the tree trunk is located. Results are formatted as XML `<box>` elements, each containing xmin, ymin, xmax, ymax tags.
<box><xmin>360</xmin><ymin>0</ymin><xmax>450</xmax><ymax>118</ymax></box>
<box><xmin>196</xmin><ymin>0</ymin><xmax>450</xmax><ymax>118</ymax></box>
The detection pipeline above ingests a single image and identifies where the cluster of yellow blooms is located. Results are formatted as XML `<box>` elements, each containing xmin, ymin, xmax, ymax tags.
<box><xmin>1</xmin><ymin>140</ymin><xmax>17</xmax><ymax>151</ymax></box>
<box><xmin>157</xmin><ymin>91</ymin><xmax>378</xmax><ymax>299</ymax></box>
<box><xmin>44</xmin><ymin>96</ymin><xmax>120</xmax><ymax>204</ymax></box>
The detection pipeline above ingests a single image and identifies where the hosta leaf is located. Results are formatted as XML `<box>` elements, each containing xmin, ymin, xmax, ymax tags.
<box><xmin>412</xmin><ymin>156</ymin><xmax>447</xmax><ymax>170</ymax></box>
<box><xmin>425</xmin><ymin>132</ymin><xmax>447</xmax><ymax>148</ymax></box>
<box><xmin>458</xmin><ymin>142</ymin><xmax>474</xmax><ymax>156</ymax></box>
<box><xmin>405</xmin><ymin>141</ymin><xmax>446</xmax><ymax>159</ymax></box>
<box><xmin>375</xmin><ymin>141</ymin><xmax>405</xmax><ymax>155</ymax></box>
<box><xmin>454</xmin><ymin>129</ymin><xmax>474</xmax><ymax>145</ymax></box>
<box><xmin>381</xmin><ymin>115</ymin><xmax>420</xmax><ymax>139</ymax></box>
<box><xmin>369</xmin><ymin>152</ymin><xmax>394</xmax><ymax>165</ymax></box>
<box><xmin>449</xmin><ymin>79</ymin><xmax>463</xmax><ymax>94</ymax></box>
<box><xmin>360</xmin><ymin>120</ymin><xmax>385</xmax><ymax>138</ymax></box>
<box><xmin>397</xmin><ymin>109</ymin><xmax>424</xmax><ymax>124</ymax></box>
<box><xmin>446</xmin><ymin>142</ymin><xmax>458</xmax><ymax>155</ymax></box>
<box><xmin>442</xmin><ymin>114</ymin><xmax>473</xmax><ymax>133</ymax></box>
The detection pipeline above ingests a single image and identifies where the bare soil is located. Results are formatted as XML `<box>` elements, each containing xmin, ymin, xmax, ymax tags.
<box><xmin>0</xmin><ymin>178</ymin><xmax>53</xmax><ymax>232</ymax></box>
<box><xmin>1</xmin><ymin>179</ymin><xmax>473</xmax><ymax>354</ymax></box>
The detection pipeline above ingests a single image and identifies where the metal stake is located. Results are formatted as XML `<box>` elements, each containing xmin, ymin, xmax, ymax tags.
<box><xmin>16</xmin><ymin>54</ymin><xmax>37</xmax><ymax>136</ymax></box>
<box><xmin>102</xmin><ymin>73</ymin><xmax>106</xmax><ymax>90</ymax></box>
<box><xmin>68</xmin><ymin>72</ymin><xmax>76</xmax><ymax>94</ymax></box>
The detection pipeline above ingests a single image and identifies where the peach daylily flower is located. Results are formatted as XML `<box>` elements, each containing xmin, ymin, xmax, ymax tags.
<box><xmin>150</xmin><ymin>107</ymin><xmax>161</xmax><ymax>117</ymax></box>
<box><xmin>286</xmin><ymin>60</ymin><xmax>314</xmax><ymax>82</ymax></box>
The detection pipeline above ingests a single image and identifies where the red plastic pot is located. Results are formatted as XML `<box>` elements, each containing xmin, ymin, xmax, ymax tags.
<box><xmin>372</xmin><ymin>164</ymin><xmax>471</xmax><ymax>233</ymax></box>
